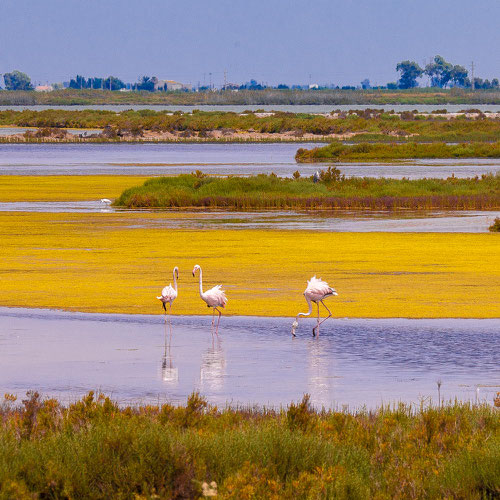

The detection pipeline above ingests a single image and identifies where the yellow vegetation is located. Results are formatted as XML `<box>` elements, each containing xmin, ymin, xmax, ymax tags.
<box><xmin>0</xmin><ymin>176</ymin><xmax>150</xmax><ymax>202</ymax></box>
<box><xmin>0</xmin><ymin>211</ymin><xmax>498</xmax><ymax>318</ymax></box>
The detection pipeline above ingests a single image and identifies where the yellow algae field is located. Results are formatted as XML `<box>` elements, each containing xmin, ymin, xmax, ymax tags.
<box><xmin>0</xmin><ymin>211</ymin><xmax>498</xmax><ymax>318</ymax></box>
<box><xmin>0</xmin><ymin>176</ymin><xmax>150</xmax><ymax>202</ymax></box>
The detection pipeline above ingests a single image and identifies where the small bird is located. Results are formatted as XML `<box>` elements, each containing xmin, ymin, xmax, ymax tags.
<box><xmin>157</xmin><ymin>267</ymin><xmax>179</xmax><ymax>321</ymax></box>
<box><xmin>100</xmin><ymin>198</ymin><xmax>112</xmax><ymax>205</ymax></box>
<box><xmin>292</xmin><ymin>276</ymin><xmax>338</xmax><ymax>337</ymax></box>
<box><xmin>192</xmin><ymin>264</ymin><xmax>227</xmax><ymax>333</ymax></box>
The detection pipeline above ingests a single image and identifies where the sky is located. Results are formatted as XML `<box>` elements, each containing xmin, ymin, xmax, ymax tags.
<box><xmin>1</xmin><ymin>0</ymin><xmax>499</xmax><ymax>87</ymax></box>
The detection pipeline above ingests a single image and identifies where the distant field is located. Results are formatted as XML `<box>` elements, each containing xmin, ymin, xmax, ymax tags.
<box><xmin>114</xmin><ymin>172</ymin><xmax>500</xmax><ymax>211</ymax></box>
<box><xmin>0</xmin><ymin>211</ymin><xmax>498</xmax><ymax>318</ymax></box>
<box><xmin>1</xmin><ymin>88</ymin><xmax>500</xmax><ymax>105</ymax></box>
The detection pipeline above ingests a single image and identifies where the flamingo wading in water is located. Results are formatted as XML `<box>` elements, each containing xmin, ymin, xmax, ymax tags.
<box><xmin>157</xmin><ymin>267</ymin><xmax>179</xmax><ymax>321</ymax></box>
<box><xmin>192</xmin><ymin>265</ymin><xmax>227</xmax><ymax>333</ymax></box>
<box><xmin>291</xmin><ymin>276</ymin><xmax>338</xmax><ymax>337</ymax></box>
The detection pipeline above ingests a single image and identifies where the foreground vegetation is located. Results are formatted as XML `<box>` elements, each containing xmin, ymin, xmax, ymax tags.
<box><xmin>1</xmin><ymin>108</ymin><xmax>500</xmax><ymax>143</ymax></box>
<box><xmin>114</xmin><ymin>171</ymin><xmax>500</xmax><ymax>211</ymax></box>
<box><xmin>1</xmin><ymin>212</ymin><xmax>499</xmax><ymax>317</ymax></box>
<box><xmin>0</xmin><ymin>391</ymin><xmax>498</xmax><ymax>499</ymax></box>
<box><xmin>296</xmin><ymin>141</ymin><xmax>500</xmax><ymax>162</ymax></box>
<box><xmin>1</xmin><ymin>88</ymin><xmax>500</xmax><ymax>105</ymax></box>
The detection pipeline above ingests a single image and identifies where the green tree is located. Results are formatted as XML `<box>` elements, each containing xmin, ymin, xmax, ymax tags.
<box><xmin>137</xmin><ymin>76</ymin><xmax>156</xmax><ymax>92</ymax></box>
<box><xmin>3</xmin><ymin>70</ymin><xmax>33</xmax><ymax>90</ymax></box>
<box><xmin>396</xmin><ymin>61</ymin><xmax>423</xmax><ymax>89</ymax></box>
<box><xmin>425</xmin><ymin>55</ymin><xmax>453</xmax><ymax>88</ymax></box>
<box><xmin>450</xmin><ymin>65</ymin><xmax>468</xmax><ymax>87</ymax></box>
<box><xmin>103</xmin><ymin>76</ymin><xmax>125</xmax><ymax>91</ymax></box>
<box><xmin>69</xmin><ymin>75</ymin><xmax>88</xmax><ymax>89</ymax></box>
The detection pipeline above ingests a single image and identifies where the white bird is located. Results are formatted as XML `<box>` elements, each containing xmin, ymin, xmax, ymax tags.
<box><xmin>192</xmin><ymin>264</ymin><xmax>227</xmax><ymax>333</ymax></box>
<box><xmin>157</xmin><ymin>267</ymin><xmax>179</xmax><ymax>321</ymax></box>
<box><xmin>100</xmin><ymin>198</ymin><xmax>112</xmax><ymax>205</ymax></box>
<box><xmin>291</xmin><ymin>276</ymin><xmax>338</xmax><ymax>337</ymax></box>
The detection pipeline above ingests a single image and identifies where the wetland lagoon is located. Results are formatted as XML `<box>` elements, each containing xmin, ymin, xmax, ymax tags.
<box><xmin>0</xmin><ymin>141</ymin><xmax>499</xmax><ymax>409</ymax></box>
<box><xmin>1</xmin><ymin>138</ymin><xmax>499</xmax><ymax>499</ymax></box>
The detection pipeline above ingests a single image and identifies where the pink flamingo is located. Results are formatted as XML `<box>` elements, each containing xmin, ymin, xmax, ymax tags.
<box><xmin>192</xmin><ymin>265</ymin><xmax>228</xmax><ymax>333</ymax></box>
<box><xmin>157</xmin><ymin>266</ymin><xmax>179</xmax><ymax>321</ymax></box>
<box><xmin>291</xmin><ymin>276</ymin><xmax>338</xmax><ymax>337</ymax></box>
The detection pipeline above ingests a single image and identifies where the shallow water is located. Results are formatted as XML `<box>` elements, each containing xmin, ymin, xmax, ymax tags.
<box><xmin>0</xmin><ymin>203</ymin><xmax>497</xmax><ymax>233</ymax></box>
<box><xmin>0</xmin><ymin>308</ymin><xmax>498</xmax><ymax>409</ymax></box>
<box><xmin>1</xmin><ymin>104</ymin><xmax>500</xmax><ymax>113</ymax></box>
<box><xmin>1</xmin><ymin>143</ymin><xmax>499</xmax><ymax>179</ymax></box>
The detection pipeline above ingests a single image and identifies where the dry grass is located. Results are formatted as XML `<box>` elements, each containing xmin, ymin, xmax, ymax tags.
<box><xmin>0</xmin><ymin>211</ymin><xmax>498</xmax><ymax>318</ymax></box>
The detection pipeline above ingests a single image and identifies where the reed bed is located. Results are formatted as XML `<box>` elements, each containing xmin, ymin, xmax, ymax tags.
<box><xmin>1</xmin><ymin>88</ymin><xmax>500</xmax><ymax>105</ymax></box>
<box><xmin>296</xmin><ymin>141</ymin><xmax>500</xmax><ymax>162</ymax></box>
<box><xmin>0</xmin><ymin>392</ymin><xmax>498</xmax><ymax>499</ymax></box>
<box><xmin>114</xmin><ymin>172</ymin><xmax>500</xmax><ymax>211</ymax></box>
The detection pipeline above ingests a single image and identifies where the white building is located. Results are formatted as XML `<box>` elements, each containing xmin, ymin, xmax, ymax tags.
<box><xmin>155</xmin><ymin>80</ymin><xmax>192</xmax><ymax>91</ymax></box>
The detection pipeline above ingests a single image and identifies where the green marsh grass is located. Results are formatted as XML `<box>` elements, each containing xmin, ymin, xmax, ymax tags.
<box><xmin>0</xmin><ymin>392</ymin><xmax>498</xmax><ymax>499</ymax></box>
<box><xmin>114</xmin><ymin>171</ymin><xmax>500</xmax><ymax>210</ymax></box>
<box><xmin>296</xmin><ymin>141</ymin><xmax>500</xmax><ymax>162</ymax></box>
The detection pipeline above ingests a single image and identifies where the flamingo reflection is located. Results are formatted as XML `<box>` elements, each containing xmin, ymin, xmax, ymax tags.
<box><xmin>199</xmin><ymin>336</ymin><xmax>226</xmax><ymax>392</ymax></box>
<box><xmin>307</xmin><ymin>338</ymin><xmax>333</xmax><ymax>409</ymax></box>
<box><xmin>161</xmin><ymin>321</ymin><xmax>178</xmax><ymax>387</ymax></box>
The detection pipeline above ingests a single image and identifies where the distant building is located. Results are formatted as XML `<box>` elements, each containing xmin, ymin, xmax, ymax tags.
<box><xmin>155</xmin><ymin>79</ymin><xmax>192</xmax><ymax>91</ymax></box>
<box><xmin>35</xmin><ymin>85</ymin><xmax>54</xmax><ymax>92</ymax></box>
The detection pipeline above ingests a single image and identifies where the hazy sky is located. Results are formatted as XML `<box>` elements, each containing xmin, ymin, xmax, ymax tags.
<box><xmin>1</xmin><ymin>0</ymin><xmax>499</xmax><ymax>87</ymax></box>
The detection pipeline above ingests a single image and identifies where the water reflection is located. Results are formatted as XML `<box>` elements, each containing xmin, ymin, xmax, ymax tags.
<box><xmin>161</xmin><ymin>322</ymin><xmax>178</xmax><ymax>387</ymax></box>
<box><xmin>307</xmin><ymin>339</ymin><xmax>335</xmax><ymax>409</ymax></box>
<box><xmin>1</xmin><ymin>309</ymin><xmax>498</xmax><ymax>409</ymax></box>
<box><xmin>199</xmin><ymin>336</ymin><xmax>226</xmax><ymax>393</ymax></box>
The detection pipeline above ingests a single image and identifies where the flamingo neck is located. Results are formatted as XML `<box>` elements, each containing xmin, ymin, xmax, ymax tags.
<box><xmin>197</xmin><ymin>268</ymin><xmax>204</xmax><ymax>297</ymax></box>
<box><xmin>296</xmin><ymin>296</ymin><xmax>313</xmax><ymax>321</ymax></box>
<box><xmin>172</xmin><ymin>267</ymin><xmax>178</xmax><ymax>291</ymax></box>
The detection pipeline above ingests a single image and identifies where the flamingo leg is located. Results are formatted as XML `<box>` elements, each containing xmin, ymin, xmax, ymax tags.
<box><xmin>313</xmin><ymin>302</ymin><xmax>320</xmax><ymax>336</ymax></box>
<box><xmin>317</xmin><ymin>300</ymin><xmax>332</xmax><ymax>329</ymax></box>
<box><xmin>211</xmin><ymin>308</ymin><xmax>216</xmax><ymax>327</ymax></box>
<box><xmin>214</xmin><ymin>308</ymin><xmax>222</xmax><ymax>335</ymax></box>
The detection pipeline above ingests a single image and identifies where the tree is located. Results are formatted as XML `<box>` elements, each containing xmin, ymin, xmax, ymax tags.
<box><xmin>396</xmin><ymin>61</ymin><xmax>423</xmax><ymax>89</ymax></box>
<box><xmin>137</xmin><ymin>76</ymin><xmax>156</xmax><ymax>92</ymax></box>
<box><xmin>103</xmin><ymin>76</ymin><xmax>125</xmax><ymax>91</ymax></box>
<box><xmin>425</xmin><ymin>55</ymin><xmax>453</xmax><ymax>88</ymax></box>
<box><xmin>3</xmin><ymin>70</ymin><xmax>33</xmax><ymax>90</ymax></box>
<box><xmin>450</xmin><ymin>65</ymin><xmax>468</xmax><ymax>87</ymax></box>
<box><xmin>69</xmin><ymin>75</ymin><xmax>88</xmax><ymax>89</ymax></box>
<box><xmin>360</xmin><ymin>78</ymin><xmax>371</xmax><ymax>89</ymax></box>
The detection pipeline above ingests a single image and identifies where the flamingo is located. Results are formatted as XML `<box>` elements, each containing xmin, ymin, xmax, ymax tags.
<box><xmin>157</xmin><ymin>266</ymin><xmax>179</xmax><ymax>321</ymax></box>
<box><xmin>192</xmin><ymin>264</ymin><xmax>227</xmax><ymax>333</ymax></box>
<box><xmin>291</xmin><ymin>276</ymin><xmax>338</xmax><ymax>337</ymax></box>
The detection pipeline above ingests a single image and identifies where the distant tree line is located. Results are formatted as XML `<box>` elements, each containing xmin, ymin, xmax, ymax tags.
<box><xmin>394</xmin><ymin>55</ymin><xmax>499</xmax><ymax>90</ymax></box>
<box><xmin>69</xmin><ymin>75</ymin><xmax>125</xmax><ymax>91</ymax></box>
<box><xmin>2</xmin><ymin>60</ymin><xmax>499</xmax><ymax>92</ymax></box>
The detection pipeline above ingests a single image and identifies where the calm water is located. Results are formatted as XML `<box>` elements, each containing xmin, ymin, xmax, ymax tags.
<box><xmin>1</xmin><ymin>143</ymin><xmax>499</xmax><ymax>179</ymax></box>
<box><xmin>0</xmin><ymin>308</ymin><xmax>498</xmax><ymax>409</ymax></box>
<box><xmin>1</xmin><ymin>104</ymin><xmax>500</xmax><ymax>113</ymax></box>
<box><xmin>0</xmin><ymin>203</ymin><xmax>497</xmax><ymax>233</ymax></box>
